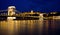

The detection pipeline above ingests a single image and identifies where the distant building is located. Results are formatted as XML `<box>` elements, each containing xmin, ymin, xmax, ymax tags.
<box><xmin>48</xmin><ymin>12</ymin><xmax>60</xmax><ymax>19</ymax></box>
<box><xmin>48</xmin><ymin>12</ymin><xmax>58</xmax><ymax>16</ymax></box>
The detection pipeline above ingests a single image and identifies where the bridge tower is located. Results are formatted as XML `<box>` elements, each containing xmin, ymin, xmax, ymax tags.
<box><xmin>8</xmin><ymin>6</ymin><xmax>16</xmax><ymax>16</ymax></box>
<box><xmin>7</xmin><ymin>6</ymin><xmax>16</xmax><ymax>19</ymax></box>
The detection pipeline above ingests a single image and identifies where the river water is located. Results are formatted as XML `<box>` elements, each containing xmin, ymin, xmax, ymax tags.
<box><xmin>0</xmin><ymin>19</ymin><xmax>60</xmax><ymax>35</ymax></box>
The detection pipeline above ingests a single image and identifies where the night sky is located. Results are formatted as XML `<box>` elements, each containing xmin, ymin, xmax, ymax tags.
<box><xmin>0</xmin><ymin>0</ymin><xmax>60</xmax><ymax>13</ymax></box>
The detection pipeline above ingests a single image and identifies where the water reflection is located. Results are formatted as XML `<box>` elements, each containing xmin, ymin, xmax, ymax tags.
<box><xmin>0</xmin><ymin>19</ymin><xmax>60</xmax><ymax>35</ymax></box>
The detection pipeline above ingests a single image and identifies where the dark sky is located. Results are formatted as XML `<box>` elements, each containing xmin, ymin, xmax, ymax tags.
<box><xmin>0</xmin><ymin>0</ymin><xmax>60</xmax><ymax>12</ymax></box>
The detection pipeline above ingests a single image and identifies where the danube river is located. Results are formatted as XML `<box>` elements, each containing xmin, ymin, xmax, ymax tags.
<box><xmin>0</xmin><ymin>19</ymin><xmax>60</xmax><ymax>35</ymax></box>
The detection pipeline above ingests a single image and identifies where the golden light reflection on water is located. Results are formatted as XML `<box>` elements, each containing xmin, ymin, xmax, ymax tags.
<box><xmin>0</xmin><ymin>20</ymin><xmax>60</xmax><ymax>35</ymax></box>
<box><xmin>0</xmin><ymin>20</ymin><xmax>44</xmax><ymax>35</ymax></box>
